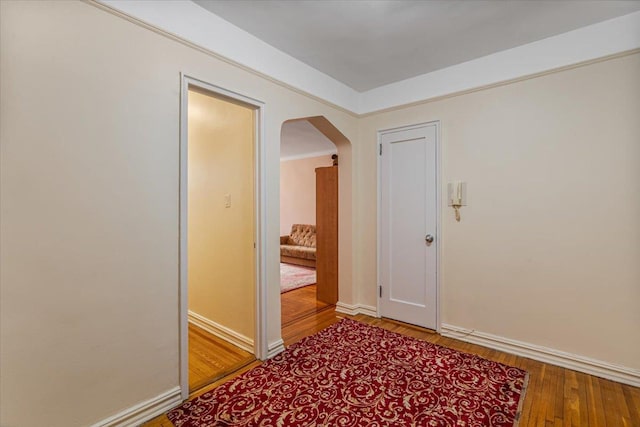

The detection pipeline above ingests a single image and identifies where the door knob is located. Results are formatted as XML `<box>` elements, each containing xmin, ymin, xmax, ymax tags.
<box><xmin>425</xmin><ymin>234</ymin><xmax>434</xmax><ymax>244</ymax></box>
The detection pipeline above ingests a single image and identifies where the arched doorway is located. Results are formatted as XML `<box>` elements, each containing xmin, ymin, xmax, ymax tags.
<box><xmin>279</xmin><ymin>116</ymin><xmax>352</xmax><ymax>328</ymax></box>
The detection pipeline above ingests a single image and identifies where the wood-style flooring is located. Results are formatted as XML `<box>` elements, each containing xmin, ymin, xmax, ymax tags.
<box><xmin>145</xmin><ymin>301</ymin><xmax>640</xmax><ymax>427</ymax></box>
<box><xmin>281</xmin><ymin>284</ymin><xmax>331</xmax><ymax>327</ymax></box>
<box><xmin>188</xmin><ymin>324</ymin><xmax>255</xmax><ymax>392</ymax></box>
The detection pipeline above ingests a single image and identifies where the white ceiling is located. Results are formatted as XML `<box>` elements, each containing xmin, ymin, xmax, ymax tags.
<box><xmin>103</xmin><ymin>1</ymin><xmax>640</xmax><ymax>114</ymax></box>
<box><xmin>193</xmin><ymin>0</ymin><xmax>640</xmax><ymax>92</ymax></box>
<box><xmin>281</xmin><ymin>120</ymin><xmax>337</xmax><ymax>161</ymax></box>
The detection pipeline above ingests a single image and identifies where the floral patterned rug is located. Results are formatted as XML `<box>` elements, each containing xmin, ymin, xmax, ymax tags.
<box><xmin>168</xmin><ymin>318</ymin><xmax>528</xmax><ymax>426</ymax></box>
<box><xmin>280</xmin><ymin>262</ymin><xmax>316</xmax><ymax>294</ymax></box>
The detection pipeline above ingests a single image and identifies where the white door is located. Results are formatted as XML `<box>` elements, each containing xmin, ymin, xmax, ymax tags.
<box><xmin>379</xmin><ymin>123</ymin><xmax>438</xmax><ymax>330</ymax></box>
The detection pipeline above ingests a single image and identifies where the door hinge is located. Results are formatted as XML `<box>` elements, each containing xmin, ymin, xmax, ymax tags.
<box><xmin>379</xmin><ymin>285</ymin><xmax>382</xmax><ymax>298</ymax></box>
<box><xmin>379</xmin><ymin>143</ymin><xmax>382</xmax><ymax>155</ymax></box>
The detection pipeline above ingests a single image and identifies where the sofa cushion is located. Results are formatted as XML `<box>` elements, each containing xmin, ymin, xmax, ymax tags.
<box><xmin>280</xmin><ymin>244</ymin><xmax>316</xmax><ymax>260</ymax></box>
<box><xmin>289</xmin><ymin>224</ymin><xmax>316</xmax><ymax>248</ymax></box>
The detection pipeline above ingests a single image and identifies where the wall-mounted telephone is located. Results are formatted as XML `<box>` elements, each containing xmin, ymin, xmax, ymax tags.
<box><xmin>447</xmin><ymin>181</ymin><xmax>467</xmax><ymax>222</ymax></box>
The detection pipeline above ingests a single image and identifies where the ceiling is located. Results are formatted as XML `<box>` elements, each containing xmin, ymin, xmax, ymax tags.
<box><xmin>193</xmin><ymin>0</ymin><xmax>640</xmax><ymax>92</ymax></box>
<box><xmin>281</xmin><ymin>120</ymin><xmax>336</xmax><ymax>160</ymax></box>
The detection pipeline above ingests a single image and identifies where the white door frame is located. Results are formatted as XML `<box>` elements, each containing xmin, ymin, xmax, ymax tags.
<box><xmin>179</xmin><ymin>74</ymin><xmax>267</xmax><ymax>400</ymax></box>
<box><xmin>376</xmin><ymin>121</ymin><xmax>442</xmax><ymax>333</ymax></box>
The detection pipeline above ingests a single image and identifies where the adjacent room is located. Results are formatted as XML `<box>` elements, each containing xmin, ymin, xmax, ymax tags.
<box><xmin>279</xmin><ymin>119</ymin><xmax>338</xmax><ymax>327</ymax></box>
<box><xmin>1</xmin><ymin>1</ymin><xmax>639</xmax><ymax>427</ymax></box>
<box><xmin>185</xmin><ymin>86</ymin><xmax>257</xmax><ymax>393</ymax></box>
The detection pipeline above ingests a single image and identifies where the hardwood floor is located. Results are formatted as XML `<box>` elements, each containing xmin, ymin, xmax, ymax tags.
<box><xmin>144</xmin><ymin>308</ymin><xmax>640</xmax><ymax>427</ymax></box>
<box><xmin>350</xmin><ymin>315</ymin><xmax>640</xmax><ymax>427</ymax></box>
<box><xmin>188</xmin><ymin>324</ymin><xmax>255</xmax><ymax>392</ymax></box>
<box><xmin>281</xmin><ymin>284</ymin><xmax>330</xmax><ymax>327</ymax></box>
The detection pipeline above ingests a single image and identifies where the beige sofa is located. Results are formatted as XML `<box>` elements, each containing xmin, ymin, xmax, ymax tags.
<box><xmin>280</xmin><ymin>224</ymin><xmax>316</xmax><ymax>268</ymax></box>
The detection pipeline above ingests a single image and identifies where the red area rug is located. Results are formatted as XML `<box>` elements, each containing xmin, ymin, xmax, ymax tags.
<box><xmin>280</xmin><ymin>262</ymin><xmax>316</xmax><ymax>294</ymax></box>
<box><xmin>168</xmin><ymin>319</ymin><xmax>528</xmax><ymax>426</ymax></box>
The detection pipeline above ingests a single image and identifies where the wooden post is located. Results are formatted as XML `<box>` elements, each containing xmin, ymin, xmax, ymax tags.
<box><xmin>315</xmin><ymin>166</ymin><xmax>338</xmax><ymax>304</ymax></box>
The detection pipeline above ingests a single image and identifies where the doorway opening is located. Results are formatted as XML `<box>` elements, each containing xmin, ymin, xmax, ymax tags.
<box><xmin>279</xmin><ymin>117</ymin><xmax>351</xmax><ymax>329</ymax></box>
<box><xmin>179</xmin><ymin>76</ymin><xmax>267</xmax><ymax>399</ymax></box>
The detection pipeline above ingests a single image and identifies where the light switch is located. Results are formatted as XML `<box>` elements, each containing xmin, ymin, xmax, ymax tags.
<box><xmin>224</xmin><ymin>193</ymin><xmax>231</xmax><ymax>208</ymax></box>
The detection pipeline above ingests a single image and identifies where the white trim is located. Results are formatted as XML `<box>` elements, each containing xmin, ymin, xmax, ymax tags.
<box><xmin>178</xmin><ymin>73</ymin><xmax>189</xmax><ymax>401</ymax></box>
<box><xmin>280</xmin><ymin>148</ymin><xmax>338</xmax><ymax>162</ymax></box>
<box><xmin>179</xmin><ymin>75</ymin><xmax>268</xmax><ymax>401</ymax></box>
<box><xmin>97</xmin><ymin>2</ymin><xmax>640</xmax><ymax>115</ymax></box>
<box><xmin>376</xmin><ymin>121</ymin><xmax>441</xmax><ymax>332</ymax></box>
<box><xmin>188</xmin><ymin>311</ymin><xmax>254</xmax><ymax>353</ymax></box>
<box><xmin>435</xmin><ymin>123</ymin><xmax>442</xmax><ymax>334</ymax></box>
<box><xmin>254</xmin><ymin>85</ymin><xmax>269</xmax><ymax>363</ymax></box>
<box><xmin>90</xmin><ymin>387</ymin><xmax>182</xmax><ymax>427</ymax></box>
<box><xmin>335</xmin><ymin>301</ymin><xmax>378</xmax><ymax>318</ymax></box>
<box><xmin>267</xmin><ymin>339</ymin><xmax>285</xmax><ymax>359</ymax></box>
<box><xmin>441</xmin><ymin>324</ymin><xmax>640</xmax><ymax>388</ymax></box>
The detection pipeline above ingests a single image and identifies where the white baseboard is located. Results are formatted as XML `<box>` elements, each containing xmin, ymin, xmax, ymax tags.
<box><xmin>188</xmin><ymin>310</ymin><xmax>254</xmax><ymax>353</ymax></box>
<box><xmin>441</xmin><ymin>324</ymin><xmax>640</xmax><ymax>388</ymax></box>
<box><xmin>90</xmin><ymin>386</ymin><xmax>182</xmax><ymax>427</ymax></box>
<box><xmin>335</xmin><ymin>301</ymin><xmax>378</xmax><ymax>318</ymax></box>
<box><xmin>267</xmin><ymin>338</ymin><xmax>285</xmax><ymax>358</ymax></box>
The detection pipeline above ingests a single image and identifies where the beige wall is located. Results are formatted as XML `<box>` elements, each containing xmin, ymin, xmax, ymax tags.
<box><xmin>188</xmin><ymin>90</ymin><xmax>255</xmax><ymax>339</ymax></box>
<box><xmin>280</xmin><ymin>155</ymin><xmax>333</xmax><ymax>235</ymax></box>
<box><xmin>358</xmin><ymin>52</ymin><xmax>640</xmax><ymax>370</ymax></box>
<box><xmin>1</xmin><ymin>1</ymin><xmax>638</xmax><ymax>426</ymax></box>
<box><xmin>0</xmin><ymin>2</ymin><xmax>357</xmax><ymax>426</ymax></box>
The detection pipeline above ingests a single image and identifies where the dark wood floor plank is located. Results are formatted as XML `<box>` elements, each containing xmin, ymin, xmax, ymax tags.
<box><xmin>281</xmin><ymin>284</ymin><xmax>330</xmax><ymax>327</ymax></box>
<box><xmin>623</xmin><ymin>382</ymin><xmax>640</xmax><ymax>427</ymax></box>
